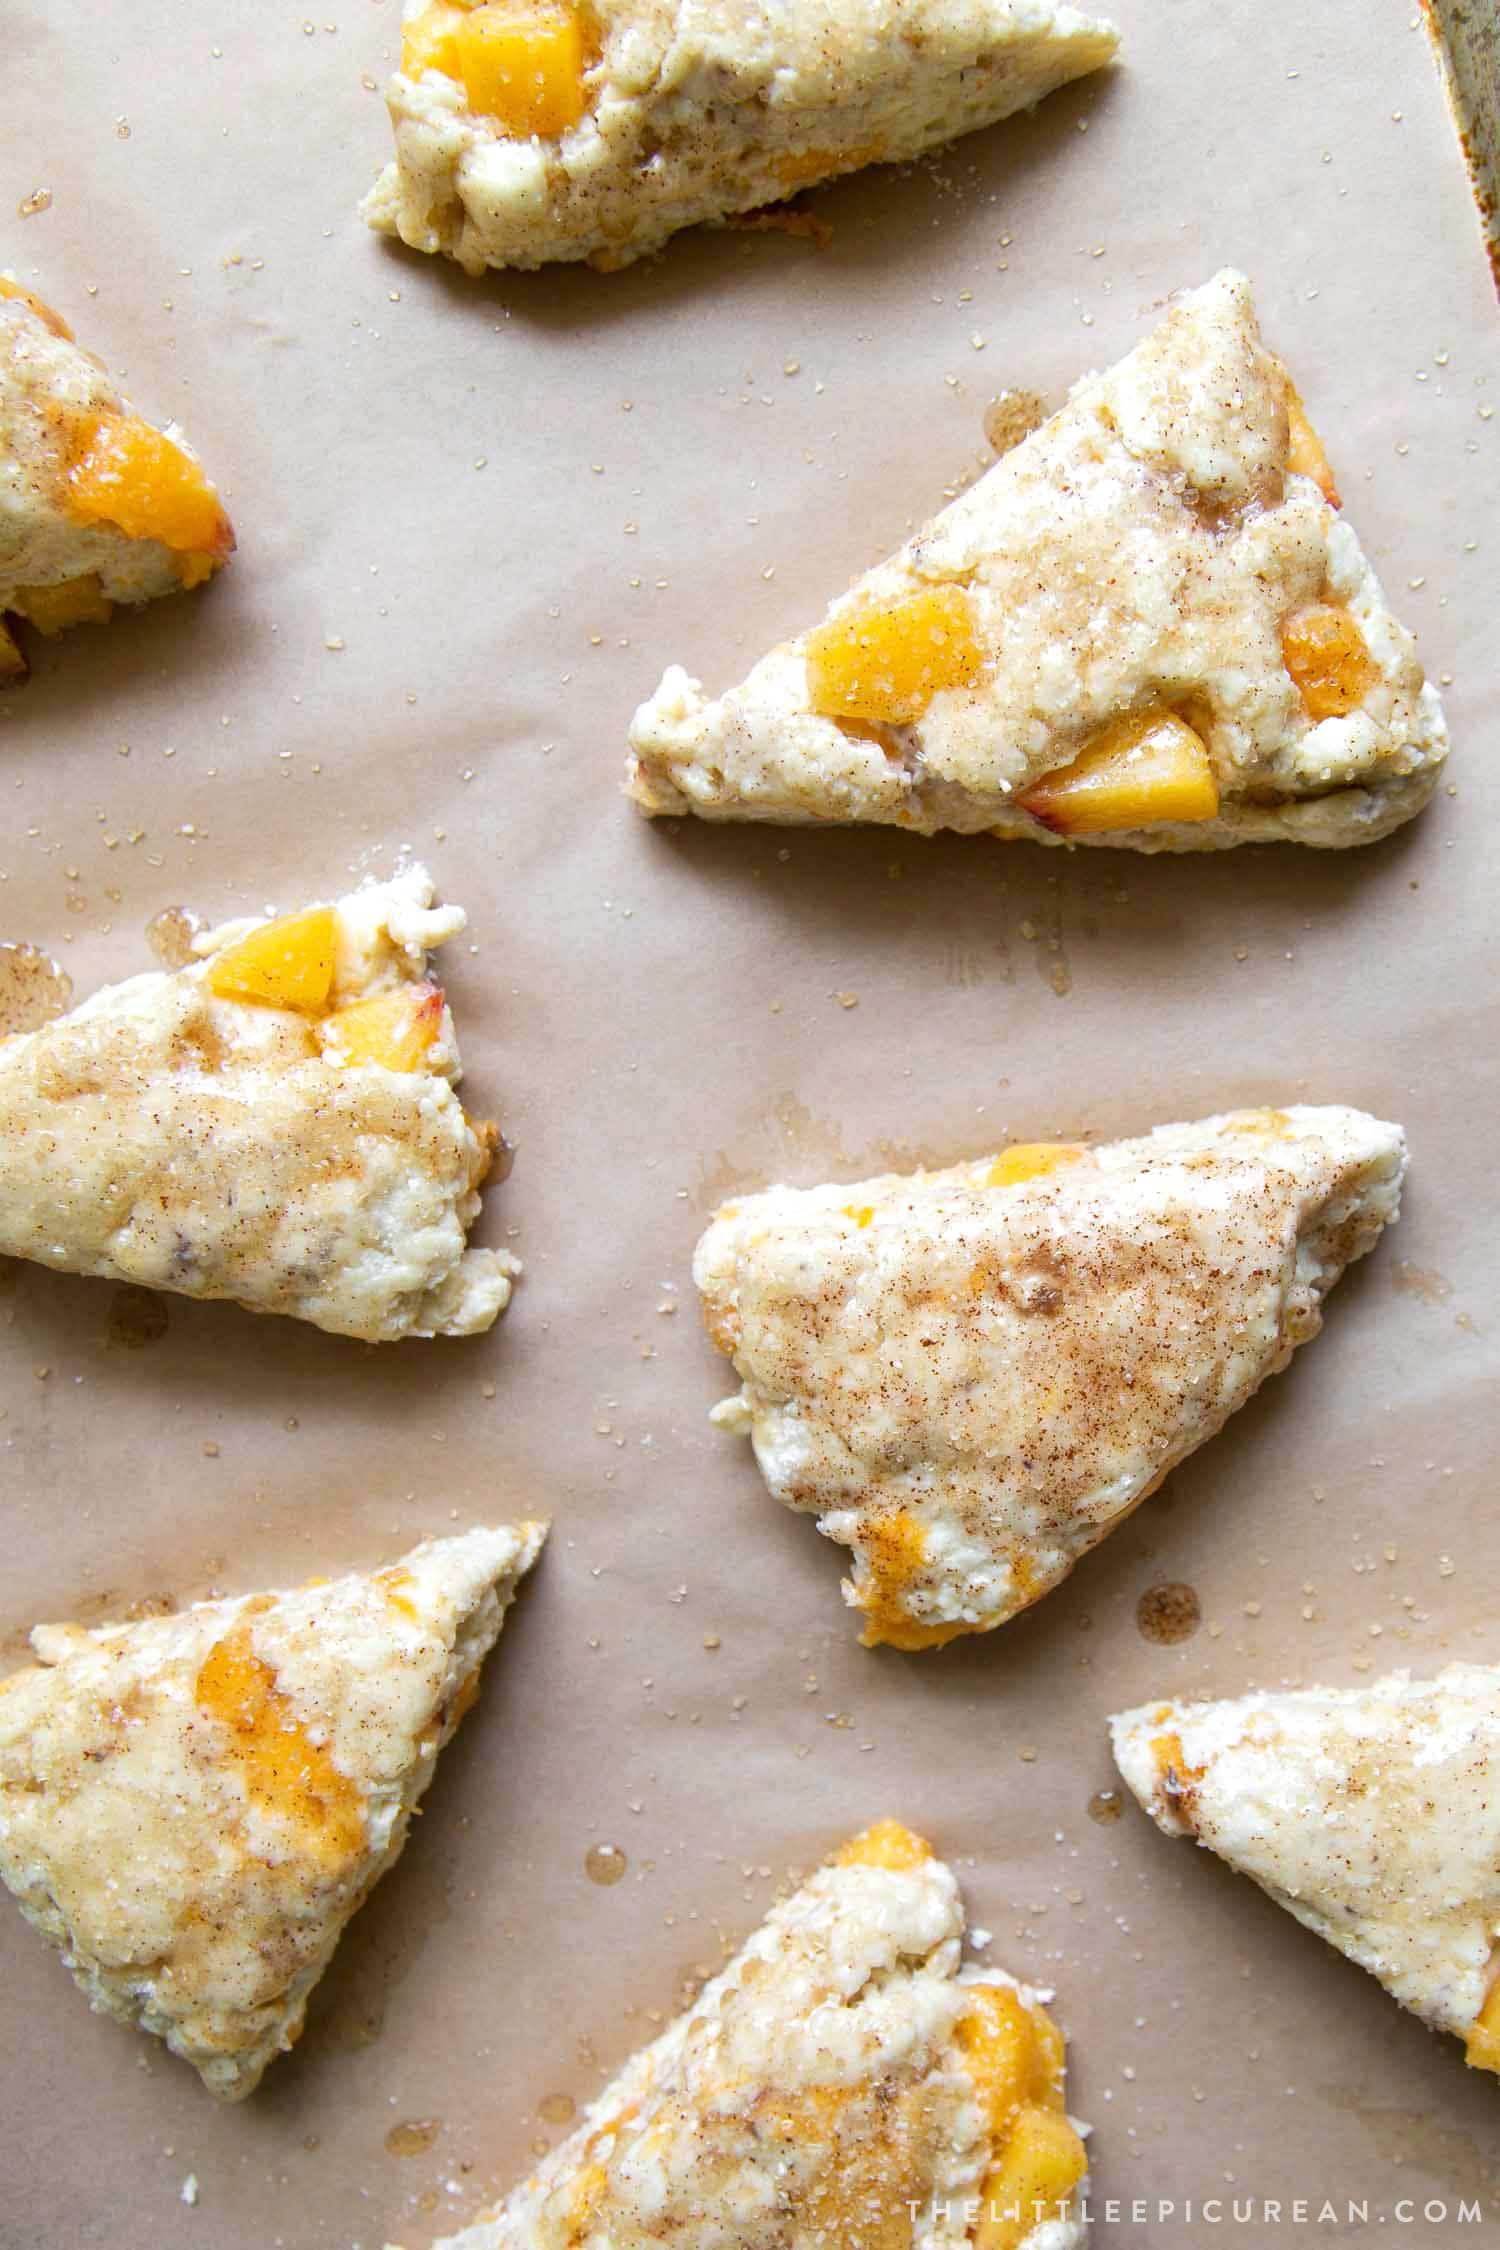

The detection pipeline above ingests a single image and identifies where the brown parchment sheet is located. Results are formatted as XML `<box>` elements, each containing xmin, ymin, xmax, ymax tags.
<box><xmin>3</xmin><ymin>2</ymin><xmax>1498</xmax><ymax>2244</ymax></box>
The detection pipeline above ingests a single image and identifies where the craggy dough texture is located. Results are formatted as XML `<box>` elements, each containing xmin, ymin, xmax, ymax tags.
<box><xmin>0</xmin><ymin>1524</ymin><xmax>545</xmax><ymax>2098</ymax></box>
<box><xmin>0</xmin><ymin>864</ymin><xmax>519</xmax><ymax>1341</ymax></box>
<box><xmin>628</xmin><ymin>271</ymin><xmax>1449</xmax><ymax>849</ymax></box>
<box><xmin>421</xmin><ymin>1823</ymin><xmax>1089</xmax><ymax>2249</ymax></box>
<box><xmin>1111</xmin><ymin>1665</ymin><xmax>1500</xmax><ymax>2071</ymax></box>
<box><xmin>365</xmin><ymin>0</ymin><xmax>1119</xmax><ymax>273</ymax></box>
<box><xmin>695</xmin><ymin>1106</ymin><xmax>1406</xmax><ymax>1647</ymax></box>
<box><xmin>0</xmin><ymin>277</ymin><xmax>232</xmax><ymax>643</ymax></box>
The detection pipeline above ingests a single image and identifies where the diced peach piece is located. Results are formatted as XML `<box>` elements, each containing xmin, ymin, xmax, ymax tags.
<box><xmin>0</xmin><ymin>275</ymin><xmax>73</xmax><ymax>340</ymax></box>
<box><xmin>856</xmin><ymin>1511</ymin><xmax>965</xmax><ymax>1651</ymax></box>
<box><xmin>206</xmin><ymin>907</ymin><xmax>338</xmax><ymax>1013</ymax></box>
<box><xmin>450</xmin><ymin>1</ymin><xmax>588</xmax><ymax>137</ymax></box>
<box><xmin>196</xmin><ymin>1628</ymin><xmax>365</xmax><ymax>1869</ymax></box>
<box><xmin>1282</xmin><ymin>602</ymin><xmax>1377</xmax><ymax>720</ymax></box>
<box><xmin>1285</xmin><ymin>387</ymin><xmax>1340</xmax><ymax>508</ymax></box>
<box><xmin>775</xmin><ymin>140</ymin><xmax>887</xmax><ymax>192</ymax></box>
<box><xmin>401</xmin><ymin>0</ymin><xmax>467</xmax><ymax>75</ymax></box>
<box><xmin>806</xmin><ymin>585</ymin><xmax>983</xmax><ymax>725</ymax></box>
<box><xmin>11</xmin><ymin>575</ymin><xmax>113</xmax><ymax>634</ymax></box>
<box><xmin>1465</xmin><ymin>1981</ymin><xmax>1500</xmax><ymax>2075</ymax></box>
<box><xmin>957</xmin><ymin>1987</ymin><xmax>1045</xmax><ymax>2137</ymax></box>
<box><xmin>1021</xmin><ymin>707</ymin><xmax>1219</xmax><ymax>836</ymax></box>
<box><xmin>320</xmin><ymin>982</ymin><xmax>443</xmax><ymax>1072</ymax></box>
<box><xmin>64</xmin><ymin>412</ymin><xmax>233</xmax><ymax>573</ymax></box>
<box><xmin>835</xmin><ymin>1818</ymin><xmax>932</xmax><ymax>1873</ymax></box>
<box><xmin>986</xmin><ymin>1143</ymin><xmax>1087</xmax><ymax>1190</ymax></box>
<box><xmin>975</xmin><ymin>2105</ymin><xmax>1088</xmax><ymax>2250</ymax></box>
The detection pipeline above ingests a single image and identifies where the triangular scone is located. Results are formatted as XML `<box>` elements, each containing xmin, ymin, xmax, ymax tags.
<box><xmin>0</xmin><ymin>1523</ymin><xmax>545</xmax><ymax>2098</ymax></box>
<box><xmin>695</xmin><ymin>1107</ymin><xmax>1405</xmax><ymax>1649</ymax></box>
<box><xmin>629</xmin><ymin>270</ymin><xmax>1448</xmax><ymax>849</ymax></box>
<box><xmin>1111</xmin><ymin>1666</ymin><xmax>1500</xmax><ymax>2080</ymax></box>
<box><xmin>364</xmin><ymin>0</ymin><xmax>1118</xmax><ymax>275</ymax></box>
<box><xmin>417</xmin><ymin>1820</ymin><xmax>1090</xmax><ymax>2250</ymax></box>
<box><xmin>0</xmin><ymin>276</ymin><xmax>233</xmax><ymax>682</ymax></box>
<box><xmin>0</xmin><ymin>864</ymin><xmax>517</xmax><ymax>1340</ymax></box>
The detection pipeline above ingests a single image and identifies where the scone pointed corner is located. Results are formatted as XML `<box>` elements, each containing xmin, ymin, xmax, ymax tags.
<box><xmin>1110</xmin><ymin>1662</ymin><xmax>1500</xmax><ymax>2080</ymax></box>
<box><xmin>367</xmin><ymin>0</ymin><xmax>1118</xmax><ymax>276</ymax></box>
<box><xmin>421</xmin><ymin>1816</ymin><xmax>1090</xmax><ymax>2248</ymax></box>
<box><xmin>1</xmin><ymin>274</ymin><xmax>233</xmax><ymax>671</ymax></box>
<box><xmin>0</xmin><ymin>1521</ymin><xmax>546</xmax><ymax>2099</ymax></box>
<box><xmin>627</xmin><ymin>268</ymin><xmax>1448</xmax><ymax>851</ymax></box>
<box><xmin>0</xmin><ymin>862</ymin><xmax>519</xmax><ymax>1342</ymax></box>
<box><xmin>695</xmin><ymin>1104</ymin><xmax>1406</xmax><ymax>1650</ymax></box>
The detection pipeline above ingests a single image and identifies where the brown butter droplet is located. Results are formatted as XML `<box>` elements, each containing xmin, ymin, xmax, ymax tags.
<box><xmin>1087</xmin><ymin>1789</ymin><xmax>1123</xmax><ymax>1825</ymax></box>
<box><xmin>538</xmin><ymin>2091</ymin><xmax>576</xmax><ymax>2125</ymax></box>
<box><xmin>385</xmin><ymin>2119</ymin><xmax>440</xmax><ymax>2158</ymax></box>
<box><xmin>1136</xmin><ymin>1581</ymin><xmax>1202</xmax><ymax>1645</ymax></box>
<box><xmin>983</xmin><ymin>387</ymin><xmax>1047</xmax><ymax>455</ymax></box>
<box><xmin>146</xmin><ymin>905</ymin><xmax>205</xmax><ymax>969</ymax></box>
<box><xmin>0</xmin><ymin>944</ymin><xmax>72</xmax><ymax>1036</ymax></box>
<box><xmin>585</xmin><ymin>1843</ymin><xmax>627</xmax><ymax>1887</ymax></box>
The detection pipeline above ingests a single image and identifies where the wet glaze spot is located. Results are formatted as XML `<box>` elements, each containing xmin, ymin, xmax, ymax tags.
<box><xmin>146</xmin><ymin>905</ymin><xmax>206</xmax><ymax>969</ymax></box>
<box><xmin>0</xmin><ymin>944</ymin><xmax>72</xmax><ymax>1037</ymax></box>
<box><xmin>385</xmin><ymin>2119</ymin><xmax>440</xmax><ymax>2158</ymax></box>
<box><xmin>983</xmin><ymin>388</ymin><xmax>1047</xmax><ymax>456</ymax></box>
<box><xmin>1135</xmin><ymin>1581</ymin><xmax>1202</xmax><ymax>1645</ymax></box>
<box><xmin>1087</xmin><ymin>1789</ymin><xmax>1124</xmax><ymax>1825</ymax></box>
<box><xmin>105</xmin><ymin>1285</ymin><xmax>169</xmax><ymax>1349</ymax></box>
<box><xmin>585</xmin><ymin>1843</ymin><xmax>627</xmax><ymax>1887</ymax></box>
<box><xmin>1391</xmin><ymin>1259</ymin><xmax>1453</xmax><ymax>1305</ymax></box>
<box><xmin>538</xmin><ymin>2091</ymin><xmax>577</xmax><ymax>2125</ymax></box>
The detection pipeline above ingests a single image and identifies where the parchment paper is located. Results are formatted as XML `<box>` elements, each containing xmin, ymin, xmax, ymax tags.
<box><xmin>3</xmin><ymin>2</ymin><xmax>1498</xmax><ymax>2243</ymax></box>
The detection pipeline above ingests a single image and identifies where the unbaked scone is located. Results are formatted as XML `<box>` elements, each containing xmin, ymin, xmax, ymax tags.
<box><xmin>628</xmin><ymin>271</ymin><xmax>1448</xmax><ymax>848</ymax></box>
<box><xmin>0</xmin><ymin>1523</ymin><xmax>545</xmax><ymax>2098</ymax></box>
<box><xmin>0</xmin><ymin>863</ymin><xmax>517</xmax><ymax>1341</ymax></box>
<box><xmin>695</xmin><ymin>1106</ymin><xmax>1405</xmax><ymax>1648</ymax></box>
<box><xmin>365</xmin><ymin>0</ymin><xmax>1118</xmax><ymax>273</ymax></box>
<box><xmin>1111</xmin><ymin>1665</ymin><xmax>1500</xmax><ymax>2079</ymax></box>
<box><xmin>412</xmin><ymin>1820</ymin><xmax>1090</xmax><ymax>2249</ymax></box>
<box><xmin>0</xmin><ymin>275</ymin><xmax>233</xmax><ymax>681</ymax></box>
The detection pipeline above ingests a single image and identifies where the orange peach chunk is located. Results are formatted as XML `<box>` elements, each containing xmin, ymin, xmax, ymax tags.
<box><xmin>975</xmin><ymin>2105</ymin><xmax>1088</xmax><ymax>2250</ymax></box>
<box><xmin>64</xmin><ymin>412</ymin><xmax>233</xmax><ymax>574</ymax></box>
<box><xmin>405</xmin><ymin>1</ymin><xmax>589</xmax><ymax>136</ymax></box>
<box><xmin>320</xmin><ymin>983</ymin><xmax>443</xmax><ymax>1071</ymax></box>
<box><xmin>1021</xmin><ymin>707</ymin><xmax>1219</xmax><ymax>836</ymax></box>
<box><xmin>806</xmin><ymin>585</ymin><xmax>983</xmax><ymax>725</ymax></box>
<box><xmin>0</xmin><ymin>275</ymin><xmax>73</xmax><ymax>340</ymax></box>
<box><xmin>11</xmin><ymin>576</ymin><xmax>113</xmax><ymax>634</ymax></box>
<box><xmin>835</xmin><ymin>1818</ymin><xmax>932</xmax><ymax>1873</ymax></box>
<box><xmin>206</xmin><ymin>907</ymin><xmax>338</xmax><ymax>1013</ymax></box>
<box><xmin>1285</xmin><ymin>387</ymin><xmax>1340</xmax><ymax>508</ymax></box>
<box><xmin>401</xmin><ymin>0</ymin><xmax>466</xmax><ymax>75</ymax></box>
<box><xmin>196</xmin><ymin>1628</ymin><xmax>365</xmax><ymax>1869</ymax></box>
<box><xmin>1465</xmin><ymin>1981</ymin><xmax>1500</xmax><ymax>2075</ymax></box>
<box><xmin>986</xmin><ymin>1143</ymin><xmax>1087</xmax><ymax>1189</ymax></box>
<box><xmin>856</xmin><ymin>1511</ymin><xmax>965</xmax><ymax>1651</ymax></box>
<box><xmin>1282</xmin><ymin>603</ymin><xmax>1377</xmax><ymax>720</ymax></box>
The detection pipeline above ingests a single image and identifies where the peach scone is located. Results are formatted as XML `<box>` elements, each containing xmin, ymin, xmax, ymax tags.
<box><xmin>0</xmin><ymin>1524</ymin><xmax>545</xmax><ymax>2097</ymax></box>
<box><xmin>0</xmin><ymin>864</ymin><xmax>516</xmax><ymax>1340</ymax></box>
<box><xmin>1112</xmin><ymin>1665</ymin><xmax>1500</xmax><ymax>2081</ymax></box>
<box><xmin>0</xmin><ymin>275</ymin><xmax>233</xmax><ymax>680</ymax></box>
<box><xmin>365</xmin><ymin>0</ymin><xmax>1118</xmax><ymax>273</ymax></box>
<box><xmin>695</xmin><ymin>1107</ymin><xmax>1405</xmax><ymax>1648</ymax></box>
<box><xmin>628</xmin><ymin>271</ymin><xmax>1448</xmax><ymax>848</ymax></box>
<box><xmin>411</xmin><ymin>1820</ymin><xmax>1090</xmax><ymax>2249</ymax></box>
